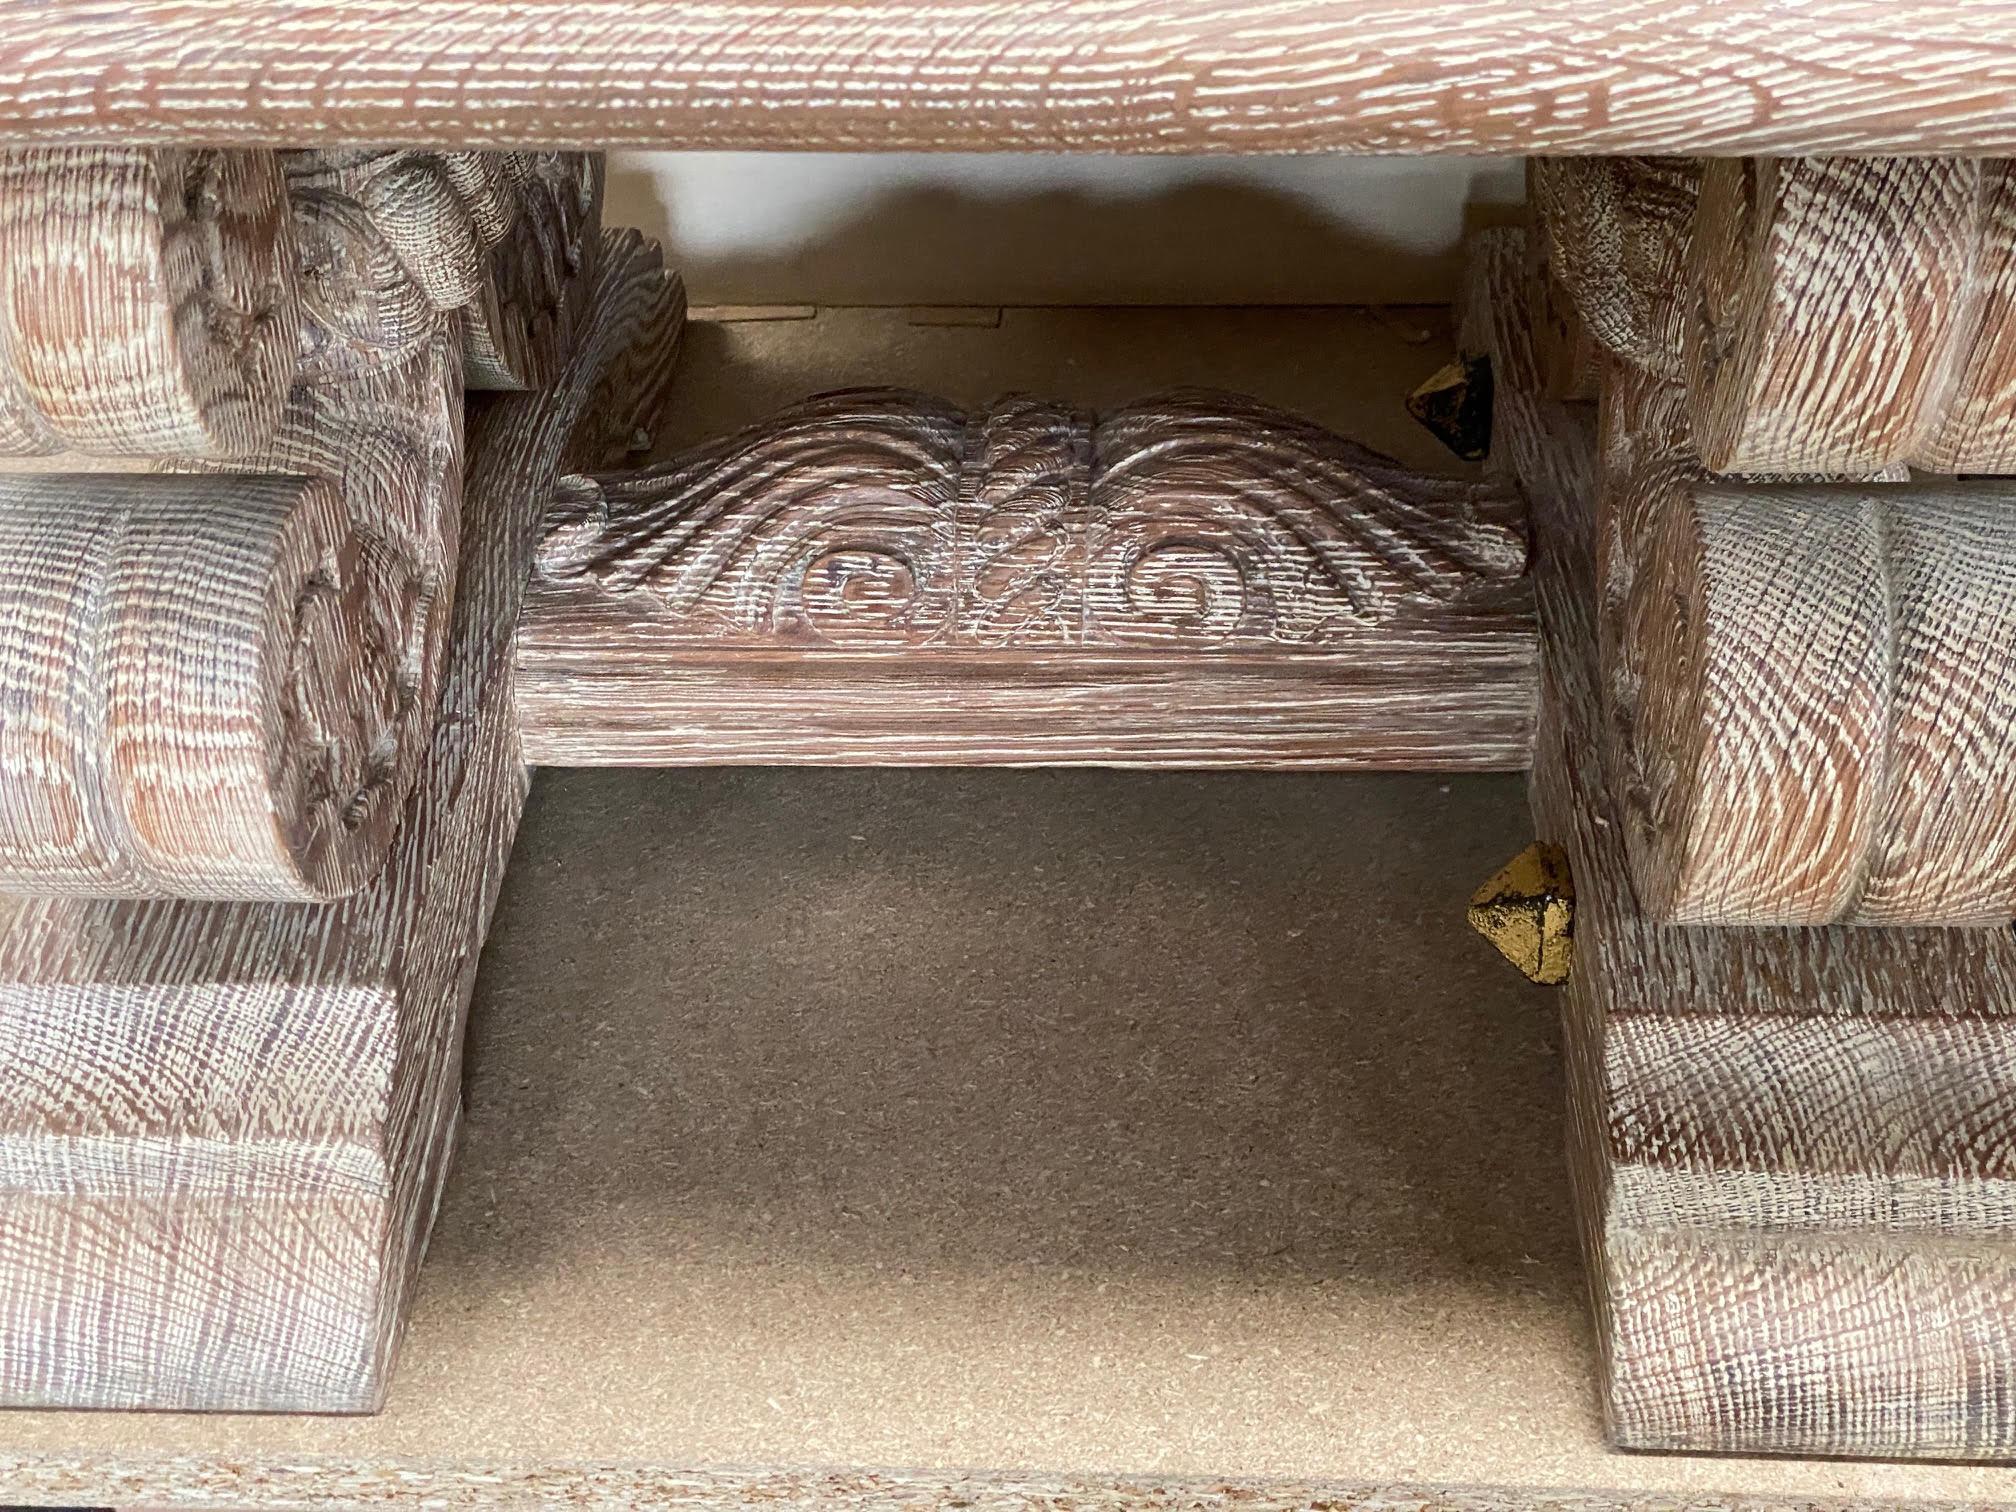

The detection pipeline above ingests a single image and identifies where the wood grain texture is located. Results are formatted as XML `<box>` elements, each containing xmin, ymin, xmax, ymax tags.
<box><xmin>0</xmin><ymin>229</ymin><xmax>684</xmax><ymax>1413</ymax></box>
<box><xmin>0</xmin><ymin>148</ymin><xmax>590</xmax><ymax>902</ymax></box>
<box><xmin>1589</xmin><ymin>359</ymin><xmax>1690</xmax><ymax>822</ymax></box>
<box><xmin>5</xmin><ymin>4</ymin><xmax>2016</xmax><ymax>155</ymax></box>
<box><xmin>0</xmin><ymin>472</ymin><xmax>432</xmax><ymax>901</ymax></box>
<box><xmin>1543</xmin><ymin>155</ymin><xmax>2016</xmax><ymax>473</ymax></box>
<box><xmin>0</xmin><ymin>1462</ymin><xmax>2008</xmax><ymax>1512</ymax></box>
<box><xmin>1525</xmin><ymin>232</ymin><xmax>1604</xmax><ymax>404</ymax></box>
<box><xmin>1922</xmin><ymin>158</ymin><xmax>2016</xmax><ymax>473</ymax></box>
<box><xmin>1684</xmin><ymin>156</ymin><xmax>1998</xmax><ymax>473</ymax></box>
<box><xmin>287</xmin><ymin>150</ymin><xmax>600</xmax><ymax>392</ymax></box>
<box><xmin>1530</xmin><ymin>157</ymin><xmax>1699</xmax><ymax>381</ymax></box>
<box><xmin>1591</xmin><ymin>356</ymin><xmax>1918</xmax><ymax>930</ymax></box>
<box><xmin>517</xmin><ymin>387</ymin><xmax>1535</xmax><ymax>770</ymax></box>
<box><xmin>0</xmin><ymin>147</ymin><xmax>299</xmax><ymax>458</ymax></box>
<box><xmin>1623</xmin><ymin>478</ymin><xmax>2016</xmax><ymax>927</ymax></box>
<box><xmin>1473</xmin><ymin>223</ymin><xmax>2016</xmax><ymax>1460</ymax></box>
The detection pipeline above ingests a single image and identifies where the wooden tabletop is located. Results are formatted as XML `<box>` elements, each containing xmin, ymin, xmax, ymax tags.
<box><xmin>2</xmin><ymin>1</ymin><xmax>2015</xmax><ymax>155</ymax></box>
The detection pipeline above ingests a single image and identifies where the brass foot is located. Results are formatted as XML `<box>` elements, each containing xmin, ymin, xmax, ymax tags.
<box><xmin>1407</xmin><ymin>354</ymin><xmax>1494</xmax><ymax>461</ymax></box>
<box><xmin>1467</xmin><ymin>841</ymin><xmax>1573</xmax><ymax>984</ymax></box>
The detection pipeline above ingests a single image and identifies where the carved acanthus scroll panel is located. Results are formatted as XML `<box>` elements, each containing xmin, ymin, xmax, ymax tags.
<box><xmin>518</xmin><ymin>388</ymin><xmax>1536</xmax><ymax>769</ymax></box>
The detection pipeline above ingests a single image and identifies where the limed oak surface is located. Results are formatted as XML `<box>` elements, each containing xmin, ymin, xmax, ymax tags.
<box><xmin>518</xmin><ymin>387</ymin><xmax>1534</xmax><ymax>770</ymax></box>
<box><xmin>0</xmin><ymin>229</ymin><xmax>686</xmax><ymax>1413</ymax></box>
<box><xmin>4</xmin><ymin>303</ymin><xmax>2016</xmax><ymax>1508</ymax></box>
<box><xmin>1478</xmin><ymin>224</ymin><xmax>2016</xmax><ymax>1460</ymax></box>
<box><xmin>5</xmin><ymin>3</ymin><xmax>2016</xmax><ymax>156</ymax></box>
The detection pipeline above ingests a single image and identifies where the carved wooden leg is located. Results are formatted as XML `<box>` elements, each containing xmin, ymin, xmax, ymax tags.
<box><xmin>0</xmin><ymin>143</ymin><xmax>684</xmax><ymax>1409</ymax></box>
<box><xmin>1486</xmin><ymin>158</ymin><xmax>2016</xmax><ymax>1457</ymax></box>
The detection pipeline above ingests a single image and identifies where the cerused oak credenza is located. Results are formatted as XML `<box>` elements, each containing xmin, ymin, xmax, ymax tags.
<box><xmin>2</xmin><ymin>0</ymin><xmax>2016</xmax><ymax>1469</ymax></box>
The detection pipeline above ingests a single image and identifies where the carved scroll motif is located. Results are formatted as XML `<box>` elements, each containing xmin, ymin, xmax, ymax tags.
<box><xmin>537</xmin><ymin>387</ymin><xmax>1529</xmax><ymax>651</ymax></box>
<box><xmin>1532</xmin><ymin>156</ymin><xmax>2016</xmax><ymax>931</ymax></box>
<box><xmin>0</xmin><ymin>148</ymin><xmax>601</xmax><ymax>906</ymax></box>
<box><xmin>286</xmin><ymin>149</ymin><xmax>599</xmax><ymax>389</ymax></box>
<box><xmin>956</xmin><ymin>395</ymin><xmax>1092</xmax><ymax>646</ymax></box>
<box><xmin>0</xmin><ymin>228</ymin><xmax>688</xmax><ymax>1414</ymax></box>
<box><xmin>1087</xmin><ymin>393</ymin><xmax>1528</xmax><ymax>645</ymax></box>
<box><xmin>520</xmin><ymin>387</ymin><xmax>1535</xmax><ymax>770</ymax></box>
<box><xmin>226</xmin><ymin>150</ymin><xmax>601</xmax><ymax>870</ymax></box>
<box><xmin>0</xmin><ymin>473</ymin><xmax>430</xmax><ymax>901</ymax></box>
<box><xmin>0</xmin><ymin>147</ymin><xmax>301</xmax><ymax>458</ymax></box>
<box><xmin>1529</xmin><ymin>156</ymin><xmax>1699</xmax><ymax>383</ymax></box>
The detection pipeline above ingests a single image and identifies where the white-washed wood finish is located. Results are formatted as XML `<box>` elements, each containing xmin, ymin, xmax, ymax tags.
<box><xmin>1590</xmin><ymin>345</ymin><xmax>1919</xmax><ymax>929</ymax></box>
<box><xmin>220</xmin><ymin>327</ymin><xmax>464</xmax><ymax>894</ymax></box>
<box><xmin>1475</xmin><ymin>225</ymin><xmax>2016</xmax><ymax>1460</ymax></box>
<box><xmin>0</xmin><ymin>228</ymin><xmax>685</xmax><ymax>1414</ymax></box>
<box><xmin>1525</xmin><ymin>230</ymin><xmax>1605</xmax><ymax>404</ymax></box>
<box><xmin>1530</xmin><ymin>157</ymin><xmax>1699</xmax><ymax>382</ymax></box>
<box><xmin>1623</xmin><ymin>477</ymin><xmax>2016</xmax><ymax>926</ymax></box>
<box><xmin>1923</xmin><ymin>157</ymin><xmax>2016</xmax><ymax>473</ymax></box>
<box><xmin>286</xmin><ymin>150</ymin><xmax>600</xmax><ymax>392</ymax></box>
<box><xmin>252</xmin><ymin>154</ymin><xmax>599</xmax><ymax>824</ymax></box>
<box><xmin>0</xmin><ymin>473</ymin><xmax>432</xmax><ymax>901</ymax></box>
<box><xmin>0</xmin><ymin>147</ymin><xmax>299</xmax><ymax>458</ymax></box>
<box><xmin>1682</xmin><ymin>156</ymin><xmax>2016</xmax><ymax>473</ymax></box>
<box><xmin>0</xmin><ymin>150</ymin><xmax>596</xmax><ymax>902</ymax></box>
<box><xmin>1586</xmin><ymin>297</ymin><xmax>2016</xmax><ymax>928</ymax></box>
<box><xmin>517</xmin><ymin>388</ymin><xmax>1535</xmax><ymax>770</ymax></box>
<box><xmin>5</xmin><ymin>4</ymin><xmax>2016</xmax><ymax>155</ymax></box>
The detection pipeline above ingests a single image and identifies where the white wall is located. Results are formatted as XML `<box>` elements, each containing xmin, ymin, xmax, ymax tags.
<box><xmin>606</xmin><ymin>153</ymin><xmax>1525</xmax><ymax>307</ymax></box>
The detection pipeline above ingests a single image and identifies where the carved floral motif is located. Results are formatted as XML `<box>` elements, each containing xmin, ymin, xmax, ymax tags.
<box><xmin>538</xmin><ymin>387</ymin><xmax>1528</xmax><ymax>651</ymax></box>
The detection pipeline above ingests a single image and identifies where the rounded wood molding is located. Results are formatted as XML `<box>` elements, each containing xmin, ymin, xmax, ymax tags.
<box><xmin>1619</xmin><ymin>480</ymin><xmax>2016</xmax><ymax>927</ymax></box>
<box><xmin>0</xmin><ymin>147</ymin><xmax>300</xmax><ymax>458</ymax></box>
<box><xmin>0</xmin><ymin>472</ymin><xmax>434</xmax><ymax>901</ymax></box>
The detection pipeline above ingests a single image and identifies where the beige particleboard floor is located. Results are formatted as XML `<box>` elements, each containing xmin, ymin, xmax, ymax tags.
<box><xmin>5</xmin><ymin>308</ymin><xmax>2016</xmax><ymax>1511</ymax></box>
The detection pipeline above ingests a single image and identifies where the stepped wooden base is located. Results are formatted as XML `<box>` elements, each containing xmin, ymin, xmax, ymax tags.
<box><xmin>0</xmin><ymin>230</ymin><xmax>684</xmax><ymax>1413</ymax></box>
<box><xmin>1480</xmin><ymin>226</ymin><xmax>2016</xmax><ymax>1461</ymax></box>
